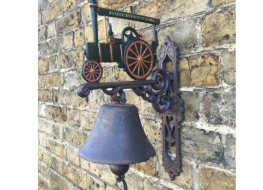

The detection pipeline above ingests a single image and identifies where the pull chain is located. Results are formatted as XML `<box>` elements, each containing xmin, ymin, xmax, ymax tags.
<box><xmin>117</xmin><ymin>175</ymin><xmax>128</xmax><ymax>190</ymax></box>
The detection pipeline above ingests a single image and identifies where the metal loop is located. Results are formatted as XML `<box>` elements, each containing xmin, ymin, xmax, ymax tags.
<box><xmin>111</xmin><ymin>89</ymin><xmax>126</xmax><ymax>103</ymax></box>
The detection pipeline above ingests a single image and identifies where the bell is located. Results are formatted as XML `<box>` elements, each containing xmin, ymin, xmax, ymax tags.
<box><xmin>79</xmin><ymin>103</ymin><xmax>156</xmax><ymax>190</ymax></box>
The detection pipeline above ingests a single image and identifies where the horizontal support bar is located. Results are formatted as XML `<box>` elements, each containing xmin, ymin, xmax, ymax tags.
<box><xmin>78</xmin><ymin>80</ymin><xmax>155</xmax><ymax>91</ymax></box>
<box><xmin>97</xmin><ymin>7</ymin><xmax>160</xmax><ymax>25</ymax></box>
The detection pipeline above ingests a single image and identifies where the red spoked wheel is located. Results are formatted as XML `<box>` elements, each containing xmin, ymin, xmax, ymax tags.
<box><xmin>82</xmin><ymin>60</ymin><xmax>103</xmax><ymax>83</ymax></box>
<box><xmin>125</xmin><ymin>40</ymin><xmax>154</xmax><ymax>80</ymax></box>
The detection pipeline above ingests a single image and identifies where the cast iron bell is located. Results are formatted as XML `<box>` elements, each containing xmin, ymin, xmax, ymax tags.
<box><xmin>79</xmin><ymin>103</ymin><xmax>156</xmax><ymax>190</ymax></box>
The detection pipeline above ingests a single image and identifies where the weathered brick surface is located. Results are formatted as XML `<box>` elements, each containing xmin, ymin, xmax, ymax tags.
<box><xmin>46</xmin><ymin>106</ymin><xmax>67</xmax><ymax>122</ymax></box>
<box><xmin>38</xmin><ymin>26</ymin><xmax>46</xmax><ymax>42</ymax></box>
<box><xmin>181</xmin><ymin>92</ymin><xmax>200</xmax><ymax>122</ymax></box>
<box><xmin>50</xmin><ymin>170</ymin><xmax>69</xmax><ymax>190</ymax></box>
<box><xmin>56</xmin><ymin>8</ymin><xmax>81</xmax><ymax>34</ymax></box>
<box><xmin>224</xmin><ymin>134</ymin><xmax>236</xmax><ymax>169</ymax></box>
<box><xmin>179</xmin><ymin>54</ymin><xmax>220</xmax><ymax>87</ymax></box>
<box><xmin>47</xmin><ymin>22</ymin><xmax>56</xmax><ymax>39</ymax></box>
<box><xmin>211</xmin><ymin>0</ymin><xmax>235</xmax><ymax>7</ymax></box>
<box><xmin>158</xmin><ymin>19</ymin><xmax>199</xmax><ymax>53</ymax></box>
<box><xmin>38</xmin><ymin>174</ymin><xmax>50</xmax><ymax>189</ymax></box>
<box><xmin>67</xmin><ymin>145</ymin><xmax>80</xmax><ymax>165</ymax></box>
<box><xmin>38</xmin><ymin>59</ymin><xmax>49</xmax><ymax>72</ymax></box>
<box><xmin>62</xmin><ymin>126</ymin><xmax>87</xmax><ymax>147</ymax></box>
<box><xmin>39</xmin><ymin>0</ymin><xmax>236</xmax><ymax>189</ymax></box>
<box><xmin>222</xmin><ymin>51</ymin><xmax>236</xmax><ymax>85</ymax></box>
<box><xmin>42</xmin><ymin>1</ymin><xmax>62</xmax><ymax>24</ymax></box>
<box><xmin>74</xmin><ymin>28</ymin><xmax>85</xmax><ymax>47</ymax></box>
<box><xmin>199</xmin><ymin>166</ymin><xmax>236</xmax><ymax>190</ymax></box>
<box><xmin>47</xmin><ymin>138</ymin><xmax>66</xmax><ymax>157</ymax></box>
<box><xmin>131</xmin><ymin>157</ymin><xmax>156</xmax><ymax>177</ymax></box>
<box><xmin>62</xmin><ymin>162</ymin><xmax>87</xmax><ymax>188</ymax></box>
<box><xmin>38</xmin><ymin>89</ymin><xmax>51</xmax><ymax>102</ymax></box>
<box><xmin>201</xmin><ymin>8</ymin><xmax>236</xmax><ymax>47</ymax></box>
<box><xmin>203</xmin><ymin>89</ymin><xmax>236</xmax><ymax>126</ymax></box>
<box><xmin>181</xmin><ymin>127</ymin><xmax>224</xmax><ymax>164</ymax></box>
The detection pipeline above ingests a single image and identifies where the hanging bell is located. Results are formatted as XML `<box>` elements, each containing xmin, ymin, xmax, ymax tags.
<box><xmin>79</xmin><ymin>103</ymin><xmax>156</xmax><ymax>190</ymax></box>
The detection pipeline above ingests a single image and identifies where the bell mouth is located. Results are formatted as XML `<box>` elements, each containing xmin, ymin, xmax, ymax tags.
<box><xmin>79</xmin><ymin>150</ymin><xmax>155</xmax><ymax>165</ymax></box>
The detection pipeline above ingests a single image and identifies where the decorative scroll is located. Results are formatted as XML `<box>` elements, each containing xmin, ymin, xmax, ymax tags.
<box><xmin>77</xmin><ymin>68</ymin><xmax>172</xmax><ymax>113</ymax></box>
<box><xmin>76</xmin><ymin>36</ymin><xmax>185</xmax><ymax>180</ymax></box>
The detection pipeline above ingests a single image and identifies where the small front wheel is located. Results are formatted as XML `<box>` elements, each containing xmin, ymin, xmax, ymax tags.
<box><xmin>82</xmin><ymin>60</ymin><xmax>103</xmax><ymax>83</ymax></box>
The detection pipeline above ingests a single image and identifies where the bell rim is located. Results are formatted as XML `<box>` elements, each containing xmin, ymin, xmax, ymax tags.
<box><xmin>78</xmin><ymin>150</ymin><xmax>156</xmax><ymax>165</ymax></box>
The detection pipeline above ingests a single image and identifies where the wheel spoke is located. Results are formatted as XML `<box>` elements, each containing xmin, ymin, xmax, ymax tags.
<box><xmin>142</xmin><ymin>61</ymin><xmax>149</xmax><ymax>70</ymax></box>
<box><xmin>143</xmin><ymin>60</ymin><xmax>152</xmax><ymax>64</ymax></box>
<box><xmin>144</xmin><ymin>54</ymin><xmax>152</xmax><ymax>59</ymax></box>
<box><xmin>137</xmin><ymin>63</ymin><xmax>141</xmax><ymax>75</ymax></box>
<box><xmin>142</xmin><ymin>48</ymin><xmax>148</xmax><ymax>57</ymax></box>
<box><xmin>141</xmin><ymin>62</ymin><xmax>145</xmax><ymax>75</ymax></box>
<box><xmin>132</xmin><ymin>62</ymin><xmax>139</xmax><ymax>73</ymax></box>
<box><xmin>128</xmin><ymin>61</ymin><xmax>138</xmax><ymax>67</ymax></box>
<box><xmin>129</xmin><ymin>48</ymin><xmax>138</xmax><ymax>57</ymax></box>
<box><xmin>127</xmin><ymin>56</ymin><xmax>137</xmax><ymax>60</ymax></box>
<box><xmin>140</xmin><ymin>43</ymin><xmax>142</xmax><ymax>55</ymax></box>
<box><xmin>87</xmin><ymin>74</ymin><xmax>92</xmax><ymax>79</ymax></box>
<box><xmin>135</xmin><ymin>44</ymin><xmax>140</xmax><ymax>56</ymax></box>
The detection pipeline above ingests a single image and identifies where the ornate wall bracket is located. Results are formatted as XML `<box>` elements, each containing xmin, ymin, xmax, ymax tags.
<box><xmin>77</xmin><ymin>36</ymin><xmax>185</xmax><ymax>180</ymax></box>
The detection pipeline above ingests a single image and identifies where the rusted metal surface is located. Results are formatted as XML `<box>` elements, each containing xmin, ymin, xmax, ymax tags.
<box><xmin>158</xmin><ymin>36</ymin><xmax>185</xmax><ymax>180</ymax></box>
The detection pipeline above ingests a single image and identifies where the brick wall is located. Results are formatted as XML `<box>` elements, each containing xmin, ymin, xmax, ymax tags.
<box><xmin>38</xmin><ymin>0</ymin><xmax>236</xmax><ymax>190</ymax></box>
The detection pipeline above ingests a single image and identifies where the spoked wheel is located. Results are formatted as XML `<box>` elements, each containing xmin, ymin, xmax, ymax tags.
<box><xmin>82</xmin><ymin>60</ymin><xmax>103</xmax><ymax>83</ymax></box>
<box><xmin>124</xmin><ymin>40</ymin><xmax>154</xmax><ymax>80</ymax></box>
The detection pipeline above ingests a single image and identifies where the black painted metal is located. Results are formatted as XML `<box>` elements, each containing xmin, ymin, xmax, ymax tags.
<box><xmin>88</xmin><ymin>0</ymin><xmax>97</xmax><ymax>3</ymax></box>
<box><xmin>77</xmin><ymin>68</ymin><xmax>172</xmax><ymax>112</ymax></box>
<box><xmin>89</xmin><ymin>0</ymin><xmax>98</xmax><ymax>43</ymax></box>
<box><xmin>110</xmin><ymin>165</ymin><xmax>129</xmax><ymax>190</ymax></box>
<box><xmin>97</xmin><ymin>7</ymin><xmax>160</xmax><ymax>25</ymax></box>
<box><xmin>77</xmin><ymin>36</ymin><xmax>185</xmax><ymax>188</ymax></box>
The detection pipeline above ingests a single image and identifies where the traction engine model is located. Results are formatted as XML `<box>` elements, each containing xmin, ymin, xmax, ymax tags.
<box><xmin>82</xmin><ymin>0</ymin><xmax>160</xmax><ymax>82</ymax></box>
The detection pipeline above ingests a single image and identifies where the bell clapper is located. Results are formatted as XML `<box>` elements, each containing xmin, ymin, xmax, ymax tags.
<box><xmin>110</xmin><ymin>165</ymin><xmax>129</xmax><ymax>190</ymax></box>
